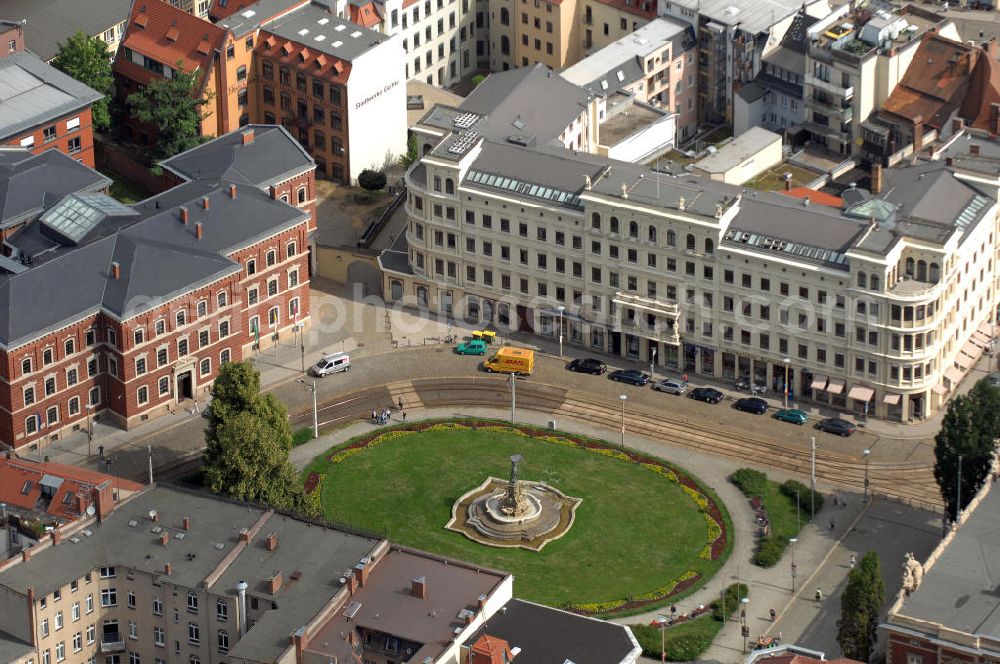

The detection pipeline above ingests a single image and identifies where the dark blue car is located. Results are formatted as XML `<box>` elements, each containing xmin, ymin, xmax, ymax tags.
<box><xmin>608</xmin><ymin>369</ymin><xmax>650</xmax><ymax>386</ymax></box>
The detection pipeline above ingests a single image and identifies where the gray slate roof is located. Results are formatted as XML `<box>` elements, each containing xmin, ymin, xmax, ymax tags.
<box><xmin>464</xmin><ymin>599</ymin><xmax>641</xmax><ymax>664</ymax></box>
<box><xmin>0</xmin><ymin>0</ymin><xmax>131</xmax><ymax>61</ymax></box>
<box><xmin>0</xmin><ymin>630</ymin><xmax>32</xmax><ymax>664</ymax></box>
<box><xmin>0</xmin><ymin>149</ymin><xmax>111</xmax><ymax>229</ymax></box>
<box><xmin>895</xmin><ymin>484</ymin><xmax>1000</xmax><ymax>638</ymax></box>
<box><xmin>0</xmin><ymin>50</ymin><xmax>103</xmax><ymax>140</ymax></box>
<box><xmin>216</xmin><ymin>0</ymin><xmax>307</xmax><ymax>37</ymax></box>
<box><xmin>159</xmin><ymin>125</ymin><xmax>315</xmax><ymax>187</ymax></box>
<box><xmin>261</xmin><ymin>1</ymin><xmax>390</xmax><ymax>61</ymax></box>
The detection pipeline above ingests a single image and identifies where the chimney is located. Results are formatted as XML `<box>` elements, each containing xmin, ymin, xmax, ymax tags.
<box><xmin>355</xmin><ymin>561</ymin><xmax>368</xmax><ymax>587</ymax></box>
<box><xmin>195</xmin><ymin>222</ymin><xmax>203</xmax><ymax>240</ymax></box>
<box><xmin>160</xmin><ymin>532</ymin><xmax>170</xmax><ymax>546</ymax></box>
<box><xmin>239</xmin><ymin>528</ymin><xmax>251</xmax><ymax>544</ymax></box>
<box><xmin>202</xmin><ymin>196</ymin><xmax>210</xmax><ymax>210</ymax></box>
<box><xmin>22</xmin><ymin>548</ymin><xmax>31</xmax><ymax>562</ymax></box>
<box><xmin>180</xmin><ymin>207</ymin><xmax>189</xmax><ymax>224</ymax></box>
<box><xmin>971</xmin><ymin>144</ymin><xmax>981</xmax><ymax>156</ymax></box>
<box><xmin>235</xmin><ymin>581</ymin><xmax>249</xmax><ymax>637</ymax></box>
<box><xmin>151</xmin><ymin>509</ymin><xmax>159</xmax><ymax>522</ymax></box>
<box><xmin>94</xmin><ymin>482</ymin><xmax>114</xmax><ymax>521</ymax></box>
<box><xmin>268</xmin><ymin>571</ymin><xmax>283</xmax><ymax>595</ymax></box>
<box><xmin>242</xmin><ymin>129</ymin><xmax>255</xmax><ymax>145</ymax></box>
<box><xmin>346</xmin><ymin>572</ymin><xmax>357</xmax><ymax>594</ymax></box>
<box><xmin>229</xmin><ymin>184</ymin><xmax>237</xmax><ymax>198</ymax></box>
<box><xmin>269</xmin><ymin>186</ymin><xmax>278</xmax><ymax>200</ymax></box>
<box><xmin>110</xmin><ymin>261</ymin><xmax>121</xmax><ymax>280</ymax></box>
<box><xmin>411</xmin><ymin>576</ymin><xmax>427</xmax><ymax>599</ymax></box>
<box><xmin>182</xmin><ymin>516</ymin><xmax>190</xmax><ymax>530</ymax></box>
<box><xmin>912</xmin><ymin>115</ymin><xmax>924</xmax><ymax>152</ymax></box>
<box><xmin>265</xmin><ymin>532</ymin><xmax>278</xmax><ymax>551</ymax></box>
<box><xmin>953</xmin><ymin>117</ymin><xmax>965</xmax><ymax>133</ymax></box>
<box><xmin>478</xmin><ymin>594</ymin><xmax>488</xmax><ymax>611</ymax></box>
<box><xmin>50</xmin><ymin>530</ymin><xmax>62</xmax><ymax>546</ymax></box>
<box><xmin>164</xmin><ymin>562</ymin><xmax>173</xmax><ymax>575</ymax></box>
<box><xmin>871</xmin><ymin>164</ymin><xmax>883</xmax><ymax>195</ymax></box>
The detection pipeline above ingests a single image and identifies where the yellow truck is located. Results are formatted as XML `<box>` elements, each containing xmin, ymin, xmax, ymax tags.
<box><xmin>483</xmin><ymin>347</ymin><xmax>535</xmax><ymax>376</ymax></box>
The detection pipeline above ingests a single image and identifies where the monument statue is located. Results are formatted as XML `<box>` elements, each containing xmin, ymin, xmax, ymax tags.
<box><xmin>902</xmin><ymin>552</ymin><xmax>925</xmax><ymax>592</ymax></box>
<box><xmin>500</xmin><ymin>454</ymin><xmax>531</xmax><ymax>517</ymax></box>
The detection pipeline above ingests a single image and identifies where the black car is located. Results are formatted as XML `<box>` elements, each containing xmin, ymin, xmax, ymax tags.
<box><xmin>816</xmin><ymin>417</ymin><xmax>856</xmax><ymax>437</ymax></box>
<box><xmin>734</xmin><ymin>397</ymin><xmax>769</xmax><ymax>415</ymax></box>
<box><xmin>566</xmin><ymin>358</ymin><xmax>608</xmax><ymax>375</ymax></box>
<box><xmin>608</xmin><ymin>369</ymin><xmax>650</xmax><ymax>386</ymax></box>
<box><xmin>689</xmin><ymin>387</ymin><xmax>724</xmax><ymax>404</ymax></box>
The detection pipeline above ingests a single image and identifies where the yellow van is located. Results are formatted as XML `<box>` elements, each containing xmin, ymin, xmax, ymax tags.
<box><xmin>483</xmin><ymin>347</ymin><xmax>534</xmax><ymax>376</ymax></box>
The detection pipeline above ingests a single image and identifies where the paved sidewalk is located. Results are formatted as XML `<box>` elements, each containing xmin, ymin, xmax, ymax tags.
<box><xmin>289</xmin><ymin>405</ymin><xmax>941</xmax><ymax>663</ymax></box>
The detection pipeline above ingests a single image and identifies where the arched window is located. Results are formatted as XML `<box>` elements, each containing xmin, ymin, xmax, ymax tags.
<box><xmin>666</xmin><ymin>229</ymin><xmax>676</xmax><ymax>246</ymax></box>
<box><xmin>857</xmin><ymin>272</ymin><xmax>867</xmax><ymax>288</ymax></box>
<box><xmin>648</xmin><ymin>226</ymin><xmax>657</xmax><ymax>243</ymax></box>
<box><xmin>905</xmin><ymin>257</ymin><xmax>914</xmax><ymax>276</ymax></box>
<box><xmin>236</xmin><ymin>65</ymin><xmax>247</xmax><ymax>81</ymax></box>
<box><xmin>704</xmin><ymin>238</ymin><xmax>714</xmax><ymax>254</ymax></box>
<box><xmin>422</xmin><ymin>143</ymin><xmax>432</xmax><ymax>155</ymax></box>
<box><xmin>916</xmin><ymin>260</ymin><xmax>927</xmax><ymax>281</ymax></box>
<box><xmin>591</xmin><ymin>212</ymin><xmax>601</xmax><ymax>230</ymax></box>
<box><xmin>609</xmin><ymin>216</ymin><xmax>619</xmax><ymax>234</ymax></box>
<box><xmin>929</xmin><ymin>262</ymin><xmax>941</xmax><ymax>282</ymax></box>
<box><xmin>297</xmin><ymin>187</ymin><xmax>306</xmax><ymax>204</ymax></box>
<box><xmin>628</xmin><ymin>221</ymin><xmax>638</xmax><ymax>239</ymax></box>
<box><xmin>686</xmin><ymin>234</ymin><xmax>695</xmax><ymax>251</ymax></box>
<box><xmin>500</xmin><ymin>7</ymin><xmax>510</xmax><ymax>24</ymax></box>
<box><xmin>445</xmin><ymin>178</ymin><xmax>454</xmax><ymax>194</ymax></box>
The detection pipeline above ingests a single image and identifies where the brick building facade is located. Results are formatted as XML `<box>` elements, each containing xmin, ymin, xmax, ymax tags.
<box><xmin>0</xmin><ymin>126</ymin><xmax>315</xmax><ymax>451</ymax></box>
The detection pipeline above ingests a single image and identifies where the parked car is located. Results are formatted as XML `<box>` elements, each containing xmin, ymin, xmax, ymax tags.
<box><xmin>566</xmin><ymin>358</ymin><xmax>608</xmax><ymax>375</ymax></box>
<box><xmin>652</xmin><ymin>378</ymin><xmax>687</xmax><ymax>395</ymax></box>
<box><xmin>774</xmin><ymin>408</ymin><xmax>809</xmax><ymax>425</ymax></box>
<box><xmin>689</xmin><ymin>387</ymin><xmax>724</xmax><ymax>404</ymax></box>
<box><xmin>816</xmin><ymin>417</ymin><xmax>856</xmax><ymax>437</ymax></box>
<box><xmin>608</xmin><ymin>369</ymin><xmax>650</xmax><ymax>386</ymax></box>
<box><xmin>455</xmin><ymin>339</ymin><xmax>488</xmax><ymax>355</ymax></box>
<box><xmin>734</xmin><ymin>397</ymin><xmax>769</xmax><ymax>414</ymax></box>
<box><xmin>308</xmin><ymin>352</ymin><xmax>351</xmax><ymax>377</ymax></box>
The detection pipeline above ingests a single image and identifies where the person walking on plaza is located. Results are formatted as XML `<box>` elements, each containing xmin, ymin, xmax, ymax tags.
<box><xmin>371</xmin><ymin>409</ymin><xmax>377</xmax><ymax>423</ymax></box>
<box><xmin>815</xmin><ymin>587</ymin><xmax>823</xmax><ymax>602</ymax></box>
<box><xmin>849</xmin><ymin>554</ymin><xmax>857</xmax><ymax>569</ymax></box>
<box><xmin>769</xmin><ymin>608</ymin><xmax>776</xmax><ymax>622</ymax></box>
<box><xmin>402</xmin><ymin>412</ymin><xmax>407</xmax><ymax>422</ymax></box>
<box><xmin>398</xmin><ymin>397</ymin><xmax>404</xmax><ymax>411</ymax></box>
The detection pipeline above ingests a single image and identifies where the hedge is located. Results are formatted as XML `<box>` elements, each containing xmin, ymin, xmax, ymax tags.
<box><xmin>631</xmin><ymin>583</ymin><xmax>748</xmax><ymax>661</ymax></box>
<box><xmin>730</xmin><ymin>468</ymin><xmax>768</xmax><ymax>499</ymax></box>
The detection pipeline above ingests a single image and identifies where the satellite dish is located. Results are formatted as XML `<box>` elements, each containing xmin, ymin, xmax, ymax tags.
<box><xmin>86</xmin><ymin>505</ymin><xmax>96</xmax><ymax>517</ymax></box>
<box><xmin>148</xmin><ymin>509</ymin><xmax>157</xmax><ymax>520</ymax></box>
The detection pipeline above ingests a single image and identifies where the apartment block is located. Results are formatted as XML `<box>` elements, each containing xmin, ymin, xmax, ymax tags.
<box><xmin>0</xmin><ymin>0</ymin><xmax>131</xmax><ymax>62</ymax></box>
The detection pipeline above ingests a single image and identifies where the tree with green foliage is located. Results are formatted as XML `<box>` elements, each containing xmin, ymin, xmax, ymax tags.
<box><xmin>52</xmin><ymin>32</ymin><xmax>114</xmax><ymax>131</ymax></box>
<box><xmin>934</xmin><ymin>379</ymin><xmax>999</xmax><ymax>522</ymax></box>
<box><xmin>400</xmin><ymin>133</ymin><xmax>419</xmax><ymax>167</ymax></box>
<box><xmin>837</xmin><ymin>552</ymin><xmax>885</xmax><ymax>662</ymax></box>
<box><xmin>126</xmin><ymin>63</ymin><xmax>213</xmax><ymax>161</ymax></box>
<box><xmin>203</xmin><ymin>362</ymin><xmax>318</xmax><ymax>517</ymax></box>
<box><xmin>358</xmin><ymin>168</ymin><xmax>387</xmax><ymax>191</ymax></box>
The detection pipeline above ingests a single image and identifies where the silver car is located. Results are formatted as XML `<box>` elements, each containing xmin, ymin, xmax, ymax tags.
<box><xmin>652</xmin><ymin>378</ymin><xmax>687</xmax><ymax>395</ymax></box>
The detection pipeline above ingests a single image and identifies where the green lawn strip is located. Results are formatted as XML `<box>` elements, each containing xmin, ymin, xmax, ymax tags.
<box><xmin>291</xmin><ymin>428</ymin><xmax>313</xmax><ymax>447</ymax></box>
<box><xmin>730</xmin><ymin>469</ymin><xmax>823</xmax><ymax>567</ymax></box>
<box><xmin>101</xmin><ymin>171</ymin><xmax>150</xmax><ymax>204</ymax></box>
<box><xmin>303</xmin><ymin>419</ymin><xmax>731</xmax><ymax>612</ymax></box>
<box><xmin>630</xmin><ymin>583</ymin><xmax>748</xmax><ymax>661</ymax></box>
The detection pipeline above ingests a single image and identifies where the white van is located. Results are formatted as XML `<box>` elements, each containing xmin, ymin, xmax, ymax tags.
<box><xmin>309</xmin><ymin>352</ymin><xmax>351</xmax><ymax>377</ymax></box>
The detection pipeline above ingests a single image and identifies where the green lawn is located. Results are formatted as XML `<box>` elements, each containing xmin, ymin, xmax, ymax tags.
<box><xmin>744</xmin><ymin>164</ymin><xmax>818</xmax><ymax>192</ymax></box>
<box><xmin>304</xmin><ymin>423</ymin><xmax>731</xmax><ymax>610</ymax></box>
<box><xmin>102</xmin><ymin>171</ymin><xmax>150</xmax><ymax>204</ymax></box>
<box><xmin>630</xmin><ymin>583</ymin><xmax>748</xmax><ymax>661</ymax></box>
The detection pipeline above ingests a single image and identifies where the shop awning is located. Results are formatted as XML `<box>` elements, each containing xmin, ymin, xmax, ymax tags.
<box><xmin>944</xmin><ymin>365</ymin><xmax>964</xmax><ymax>384</ymax></box>
<box><xmin>932</xmin><ymin>383</ymin><xmax>950</xmax><ymax>396</ymax></box>
<box><xmin>955</xmin><ymin>353</ymin><xmax>974</xmax><ymax>370</ymax></box>
<box><xmin>978</xmin><ymin>322</ymin><xmax>994</xmax><ymax>337</ymax></box>
<box><xmin>883</xmin><ymin>393</ymin><xmax>902</xmax><ymax>405</ymax></box>
<box><xmin>810</xmin><ymin>375</ymin><xmax>829</xmax><ymax>390</ymax></box>
<box><xmin>827</xmin><ymin>378</ymin><xmax>845</xmax><ymax>395</ymax></box>
<box><xmin>847</xmin><ymin>385</ymin><xmax>874</xmax><ymax>402</ymax></box>
<box><xmin>962</xmin><ymin>341</ymin><xmax>984</xmax><ymax>358</ymax></box>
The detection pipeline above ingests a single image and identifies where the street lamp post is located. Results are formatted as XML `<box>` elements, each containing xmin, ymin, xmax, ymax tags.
<box><xmin>508</xmin><ymin>373</ymin><xmax>516</xmax><ymax>424</ymax></box>
<box><xmin>810</xmin><ymin>437</ymin><xmax>818</xmax><ymax>520</ymax></box>
<box><xmin>85</xmin><ymin>404</ymin><xmax>95</xmax><ymax>458</ymax></box>
<box><xmin>740</xmin><ymin>597</ymin><xmax>750</xmax><ymax>653</ymax></box>
<box><xmin>789</xmin><ymin>537</ymin><xmax>798</xmax><ymax>591</ymax></box>
<box><xmin>557</xmin><ymin>306</ymin><xmax>565</xmax><ymax>357</ymax></box>
<box><xmin>297</xmin><ymin>379</ymin><xmax>319</xmax><ymax>439</ymax></box>
<box><xmin>656</xmin><ymin>616</ymin><xmax>667</xmax><ymax>663</ymax></box>
<box><xmin>863</xmin><ymin>449</ymin><xmax>871</xmax><ymax>501</ymax></box>
<box><xmin>956</xmin><ymin>453</ymin><xmax>963</xmax><ymax>524</ymax></box>
<box><xmin>782</xmin><ymin>358</ymin><xmax>791</xmax><ymax>409</ymax></box>
<box><xmin>619</xmin><ymin>394</ymin><xmax>627</xmax><ymax>449</ymax></box>
<box><xmin>650</xmin><ymin>347</ymin><xmax>657</xmax><ymax>382</ymax></box>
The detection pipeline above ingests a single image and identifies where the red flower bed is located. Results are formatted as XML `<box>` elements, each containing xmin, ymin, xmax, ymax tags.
<box><xmin>304</xmin><ymin>472</ymin><xmax>321</xmax><ymax>495</ymax></box>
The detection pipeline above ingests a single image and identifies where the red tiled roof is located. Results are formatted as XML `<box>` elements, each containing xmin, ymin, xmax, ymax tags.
<box><xmin>117</xmin><ymin>1</ymin><xmax>228</xmax><ymax>77</ymax></box>
<box><xmin>349</xmin><ymin>2</ymin><xmax>383</xmax><ymax>29</ymax></box>
<box><xmin>594</xmin><ymin>0</ymin><xmax>657</xmax><ymax>19</ymax></box>
<box><xmin>782</xmin><ymin>187</ymin><xmax>842</xmax><ymax>208</ymax></box>
<box><xmin>257</xmin><ymin>30</ymin><xmax>352</xmax><ymax>83</ymax></box>
<box><xmin>881</xmin><ymin>33</ymin><xmax>977</xmax><ymax>129</ymax></box>
<box><xmin>471</xmin><ymin>635</ymin><xmax>511</xmax><ymax>660</ymax></box>
<box><xmin>961</xmin><ymin>41</ymin><xmax>1000</xmax><ymax>132</ymax></box>
<box><xmin>0</xmin><ymin>457</ymin><xmax>141</xmax><ymax>521</ymax></box>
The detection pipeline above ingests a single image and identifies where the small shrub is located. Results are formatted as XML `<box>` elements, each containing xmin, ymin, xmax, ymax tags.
<box><xmin>291</xmin><ymin>428</ymin><xmax>313</xmax><ymax>447</ymax></box>
<box><xmin>754</xmin><ymin>536</ymin><xmax>787</xmax><ymax>567</ymax></box>
<box><xmin>357</xmin><ymin>168</ymin><xmax>387</xmax><ymax>191</ymax></box>
<box><xmin>710</xmin><ymin>583</ymin><xmax>748</xmax><ymax>621</ymax></box>
<box><xmin>471</xmin><ymin>73</ymin><xmax>487</xmax><ymax>87</ymax></box>
<box><xmin>780</xmin><ymin>479</ymin><xmax>824</xmax><ymax>515</ymax></box>
<box><xmin>730</xmin><ymin>468</ymin><xmax>768</xmax><ymax>498</ymax></box>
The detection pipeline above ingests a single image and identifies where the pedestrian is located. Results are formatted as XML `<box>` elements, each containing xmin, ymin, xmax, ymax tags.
<box><xmin>402</xmin><ymin>412</ymin><xmax>407</xmax><ymax>422</ymax></box>
<box><xmin>670</xmin><ymin>604</ymin><xmax>677</xmax><ymax>617</ymax></box>
<box><xmin>769</xmin><ymin>608</ymin><xmax>776</xmax><ymax>621</ymax></box>
<box><xmin>833</xmin><ymin>494</ymin><xmax>839</xmax><ymax>506</ymax></box>
<box><xmin>371</xmin><ymin>409</ymin><xmax>377</xmax><ymax>423</ymax></box>
<box><xmin>191</xmin><ymin>399</ymin><xmax>199</xmax><ymax>415</ymax></box>
<box><xmin>682</xmin><ymin>373</ymin><xmax>689</xmax><ymax>384</ymax></box>
<box><xmin>849</xmin><ymin>554</ymin><xmax>857</xmax><ymax>569</ymax></box>
<box><xmin>841</xmin><ymin>495</ymin><xmax>847</xmax><ymax>509</ymax></box>
<box><xmin>815</xmin><ymin>587</ymin><xmax>823</xmax><ymax>602</ymax></box>
<box><xmin>98</xmin><ymin>445</ymin><xmax>105</xmax><ymax>459</ymax></box>
<box><xmin>829</xmin><ymin>517</ymin><xmax>835</xmax><ymax>530</ymax></box>
<box><xmin>398</xmin><ymin>397</ymin><xmax>403</xmax><ymax>411</ymax></box>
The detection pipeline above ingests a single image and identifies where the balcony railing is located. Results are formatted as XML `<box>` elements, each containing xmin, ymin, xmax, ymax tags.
<box><xmin>805</xmin><ymin>74</ymin><xmax>853</xmax><ymax>101</ymax></box>
<box><xmin>612</xmin><ymin>291</ymin><xmax>679</xmax><ymax>318</ymax></box>
<box><xmin>100</xmin><ymin>636</ymin><xmax>125</xmax><ymax>653</ymax></box>
<box><xmin>612</xmin><ymin>319</ymin><xmax>681</xmax><ymax>346</ymax></box>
